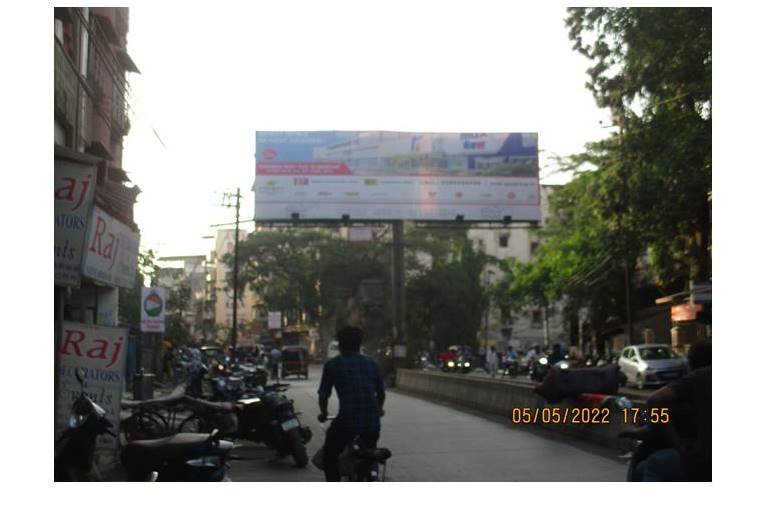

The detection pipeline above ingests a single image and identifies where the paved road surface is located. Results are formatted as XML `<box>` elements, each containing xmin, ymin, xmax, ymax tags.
<box><xmin>228</xmin><ymin>364</ymin><xmax>626</xmax><ymax>481</ymax></box>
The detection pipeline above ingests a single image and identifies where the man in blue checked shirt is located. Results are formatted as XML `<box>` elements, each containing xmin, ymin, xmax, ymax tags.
<box><xmin>317</xmin><ymin>326</ymin><xmax>386</xmax><ymax>481</ymax></box>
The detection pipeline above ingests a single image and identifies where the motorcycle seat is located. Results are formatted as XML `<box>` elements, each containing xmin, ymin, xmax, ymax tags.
<box><xmin>355</xmin><ymin>447</ymin><xmax>392</xmax><ymax>462</ymax></box>
<box><xmin>182</xmin><ymin>396</ymin><xmax>235</xmax><ymax>412</ymax></box>
<box><xmin>123</xmin><ymin>433</ymin><xmax>214</xmax><ymax>463</ymax></box>
<box><xmin>121</xmin><ymin>392</ymin><xmax>187</xmax><ymax>410</ymax></box>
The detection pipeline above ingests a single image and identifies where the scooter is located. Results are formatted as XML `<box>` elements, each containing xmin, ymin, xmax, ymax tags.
<box><xmin>55</xmin><ymin>368</ymin><xmax>119</xmax><ymax>481</ymax></box>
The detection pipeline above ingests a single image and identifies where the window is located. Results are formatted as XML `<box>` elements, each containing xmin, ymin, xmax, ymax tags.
<box><xmin>499</xmin><ymin>234</ymin><xmax>509</xmax><ymax>248</ymax></box>
<box><xmin>531</xmin><ymin>309</ymin><xmax>543</xmax><ymax>328</ymax></box>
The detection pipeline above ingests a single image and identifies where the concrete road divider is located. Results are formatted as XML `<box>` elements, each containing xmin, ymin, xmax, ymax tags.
<box><xmin>395</xmin><ymin>369</ymin><xmax>647</xmax><ymax>449</ymax></box>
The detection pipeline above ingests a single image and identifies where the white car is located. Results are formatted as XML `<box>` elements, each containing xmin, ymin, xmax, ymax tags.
<box><xmin>618</xmin><ymin>344</ymin><xmax>688</xmax><ymax>389</ymax></box>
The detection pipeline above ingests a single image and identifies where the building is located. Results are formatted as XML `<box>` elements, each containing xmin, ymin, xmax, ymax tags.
<box><xmin>54</xmin><ymin>7</ymin><xmax>141</xmax><ymax>467</ymax></box>
<box><xmin>207</xmin><ymin>229</ymin><xmax>263</xmax><ymax>346</ymax></box>
<box><xmin>467</xmin><ymin>185</ymin><xmax>569</xmax><ymax>351</ymax></box>
<box><xmin>157</xmin><ymin>255</ymin><xmax>208</xmax><ymax>338</ymax></box>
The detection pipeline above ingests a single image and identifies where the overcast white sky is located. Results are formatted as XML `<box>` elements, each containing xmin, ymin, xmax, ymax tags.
<box><xmin>121</xmin><ymin>1</ymin><xmax>612</xmax><ymax>258</ymax></box>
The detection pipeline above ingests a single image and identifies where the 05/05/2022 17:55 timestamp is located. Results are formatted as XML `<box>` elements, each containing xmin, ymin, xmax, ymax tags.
<box><xmin>509</xmin><ymin>407</ymin><xmax>671</xmax><ymax>425</ymax></box>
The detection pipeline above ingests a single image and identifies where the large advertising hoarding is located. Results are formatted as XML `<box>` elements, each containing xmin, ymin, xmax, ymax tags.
<box><xmin>253</xmin><ymin>131</ymin><xmax>540</xmax><ymax>222</ymax></box>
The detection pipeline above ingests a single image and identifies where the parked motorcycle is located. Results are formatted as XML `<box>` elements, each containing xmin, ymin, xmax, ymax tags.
<box><xmin>180</xmin><ymin>385</ymin><xmax>312</xmax><ymax>468</ymax></box>
<box><xmin>121</xmin><ymin>428</ymin><xmax>235</xmax><ymax>481</ymax></box>
<box><xmin>55</xmin><ymin>368</ymin><xmax>118</xmax><ymax>481</ymax></box>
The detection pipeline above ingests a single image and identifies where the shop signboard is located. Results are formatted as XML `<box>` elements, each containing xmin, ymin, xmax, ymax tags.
<box><xmin>254</xmin><ymin>131</ymin><xmax>540</xmax><ymax>222</ymax></box>
<box><xmin>55</xmin><ymin>322</ymin><xmax>128</xmax><ymax>462</ymax></box>
<box><xmin>268</xmin><ymin>311</ymin><xmax>282</xmax><ymax>330</ymax></box>
<box><xmin>82</xmin><ymin>206</ymin><xmax>140</xmax><ymax>288</ymax></box>
<box><xmin>141</xmin><ymin>287</ymin><xmax>167</xmax><ymax>332</ymax></box>
<box><xmin>671</xmin><ymin>303</ymin><xmax>703</xmax><ymax>322</ymax></box>
<box><xmin>55</xmin><ymin>160</ymin><xmax>97</xmax><ymax>286</ymax></box>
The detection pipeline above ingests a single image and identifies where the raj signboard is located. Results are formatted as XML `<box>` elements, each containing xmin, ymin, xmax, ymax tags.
<box><xmin>56</xmin><ymin>322</ymin><xmax>128</xmax><ymax>463</ymax></box>
<box><xmin>141</xmin><ymin>287</ymin><xmax>167</xmax><ymax>332</ymax></box>
<box><xmin>254</xmin><ymin>131</ymin><xmax>540</xmax><ymax>222</ymax></box>
<box><xmin>55</xmin><ymin>160</ymin><xmax>96</xmax><ymax>286</ymax></box>
<box><xmin>82</xmin><ymin>206</ymin><xmax>140</xmax><ymax>288</ymax></box>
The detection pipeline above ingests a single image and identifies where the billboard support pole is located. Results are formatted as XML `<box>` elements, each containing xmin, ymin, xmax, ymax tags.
<box><xmin>392</xmin><ymin>220</ymin><xmax>406</xmax><ymax>368</ymax></box>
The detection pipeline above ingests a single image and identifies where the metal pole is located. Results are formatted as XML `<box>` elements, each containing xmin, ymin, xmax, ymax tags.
<box><xmin>231</xmin><ymin>188</ymin><xmax>241</xmax><ymax>353</ymax></box>
<box><xmin>391</xmin><ymin>220</ymin><xmax>406</xmax><ymax>366</ymax></box>
<box><xmin>624</xmin><ymin>259</ymin><xmax>633</xmax><ymax>345</ymax></box>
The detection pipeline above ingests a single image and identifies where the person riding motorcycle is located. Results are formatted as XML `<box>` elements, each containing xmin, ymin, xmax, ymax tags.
<box><xmin>317</xmin><ymin>326</ymin><xmax>386</xmax><ymax>482</ymax></box>
<box><xmin>634</xmin><ymin>341</ymin><xmax>712</xmax><ymax>481</ymax></box>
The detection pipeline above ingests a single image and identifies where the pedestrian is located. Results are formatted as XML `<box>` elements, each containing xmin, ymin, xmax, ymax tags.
<box><xmin>270</xmin><ymin>346</ymin><xmax>282</xmax><ymax>380</ymax></box>
<box><xmin>317</xmin><ymin>326</ymin><xmax>386</xmax><ymax>482</ymax></box>
<box><xmin>486</xmin><ymin>346</ymin><xmax>499</xmax><ymax>378</ymax></box>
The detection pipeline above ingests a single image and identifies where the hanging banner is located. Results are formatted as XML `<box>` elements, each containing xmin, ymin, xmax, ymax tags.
<box><xmin>254</xmin><ymin>131</ymin><xmax>540</xmax><ymax>222</ymax></box>
<box><xmin>82</xmin><ymin>205</ymin><xmax>140</xmax><ymax>288</ymax></box>
<box><xmin>55</xmin><ymin>322</ymin><xmax>128</xmax><ymax>463</ymax></box>
<box><xmin>55</xmin><ymin>160</ymin><xmax>96</xmax><ymax>287</ymax></box>
<box><xmin>141</xmin><ymin>287</ymin><xmax>167</xmax><ymax>332</ymax></box>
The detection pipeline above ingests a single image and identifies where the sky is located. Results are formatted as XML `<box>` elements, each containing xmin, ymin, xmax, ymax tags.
<box><xmin>121</xmin><ymin>1</ymin><xmax>612</xmax><ymax>259</ymax></box>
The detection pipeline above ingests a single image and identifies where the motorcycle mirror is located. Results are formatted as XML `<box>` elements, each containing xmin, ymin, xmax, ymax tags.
<box><xmin>75</xmin><ymin>368</ymin><xmax>86</xmax><ymax>392</ymax></box>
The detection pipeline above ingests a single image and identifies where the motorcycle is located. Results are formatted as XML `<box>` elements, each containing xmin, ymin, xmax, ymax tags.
<box><xmin>55</xmin><ymin>368</ymin><xmax>119</xmax><ymax>481</ymax></box>
<box><xmin>312</xmin><ymin>418</ymin><xmax>392</xmax><ymax>481</ymax></box>
<box><xmin>529</xmin><ymin>354</ymin><xmax>570</xmax><ymax>382</ymax></box>
<box><xmin>456</xmin><ymin>356</ymin><xmax>473</xmax><ymax>374</ymax></box>
<box><xmin>121</xmin><ymin>428</ymin><xmax>235</xmax><ymax>481</ymax></box>
<box><xmin>58</xmin><ymin>369</ymin><xmax>232</xmax><ymax>482</ymax></box>
<box><xmin>180</xmin><ymin>384</ymin><xmax>312</xmax><ymax>468</ymax></box>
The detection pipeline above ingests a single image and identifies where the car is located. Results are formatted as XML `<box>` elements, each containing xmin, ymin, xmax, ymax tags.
<box><xmin>617</xmin><ymin>344</ymin><xmax>688</xmax><ymax>389</ymax></box>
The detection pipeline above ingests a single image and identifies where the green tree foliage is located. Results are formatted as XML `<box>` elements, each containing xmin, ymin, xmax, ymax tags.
<box><xmin>495</xmin><ymin>8</ymin><xmax>711</xmax><ymax>340</ymax></box>
<box><xmin>565</xmin><ymin>7</ymin><xmax>712</xmax><ymax>287</ymax></box>
<box><xmin>405</xmin><ymin>227</ymin><xmax>491</xmax><ymax>353</ymax></box>
<box><xmin>232</xmin><ymin>228</ymin><xmax>391</xmax><ymax>333</ymax></box>
<box><xmin>119</xmin><ymin>249</ymin><xmax>159</xmax><ymax>327</ymax></box>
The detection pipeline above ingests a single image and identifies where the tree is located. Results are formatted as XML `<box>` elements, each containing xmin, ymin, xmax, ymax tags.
<box><xmin>404</xmin><ymin>227</ymin><xmax>491</xmax><ymax>354</ymax></box>
<box><xmin>565</xmin><ymin>7</ymin><xmax>712</xmax><ymax>287</ymax></box>
<box><xmin>119</xmin><ymin>249</ymin><xmax>159</xmax><ymax>327</ymax></box>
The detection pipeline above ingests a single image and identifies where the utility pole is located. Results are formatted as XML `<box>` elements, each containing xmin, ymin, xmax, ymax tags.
<box><xmin>391</xmin><ymin>220</ymin><xmax>406</xmax><ymax>368</ymax></box>
<box><xmin>222</xmin><ymin>188</ymin><xmax>242</xmax><ymax>353</ymax></box>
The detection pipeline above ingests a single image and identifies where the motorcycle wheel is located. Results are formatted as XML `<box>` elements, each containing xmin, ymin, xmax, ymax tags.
<box><xmin>178</xmin><ymin>415</ymin><xmax>207</xmax><ymax>433</ymax></box>
<box><xmin>287</xmin><ymin>429</ymin><xmax>308</xmax><ymax>468</ymax></box>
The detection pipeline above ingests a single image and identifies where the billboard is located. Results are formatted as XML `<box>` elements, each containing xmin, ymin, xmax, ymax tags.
<box><xmin>141</xmin><ymin>287</ymin><xmax>167</xmax><ymax>332</ymax></box>
<box><xmin>253</xmin><ymin>131</ymin><xmax>540</xmax><ymax>222</ymax></box>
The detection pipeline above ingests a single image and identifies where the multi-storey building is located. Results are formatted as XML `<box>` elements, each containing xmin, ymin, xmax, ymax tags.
<box><xmin>54</xmin><ymin>7</ymin><xmax>141</xmax><ymax>467</ymax></box>
<box><xmin>467</xmin><ymin>185</ymin><xmax>569</xmax><ymax>351</ymax></box>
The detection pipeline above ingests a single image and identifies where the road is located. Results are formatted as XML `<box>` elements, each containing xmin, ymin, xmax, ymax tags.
<box><xmin>228</xmin><ymin>364</ymin><xmax>626</xmax><ymax>481</ymax></box>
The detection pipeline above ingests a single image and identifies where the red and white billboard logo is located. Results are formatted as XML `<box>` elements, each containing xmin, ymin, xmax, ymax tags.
<box><xmin>263</xmin><ymin>148</ymin><xmax>277</xmax><ymax>161</ymax></box>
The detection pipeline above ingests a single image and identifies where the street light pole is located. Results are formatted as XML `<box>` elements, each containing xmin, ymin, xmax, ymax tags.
<box><xmin>484</xmin><ymin>269</ymin><xmax>494</xmax><ymax>348</ymax></box>
<box><xmin>222</xmin><ymin>188</ymin><xmax>242</xmax><ymax>353</ymax></box>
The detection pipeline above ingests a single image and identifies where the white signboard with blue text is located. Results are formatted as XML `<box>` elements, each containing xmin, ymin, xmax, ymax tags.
<box><xmin>55</xmin><ymin>160</ymin><xmax>96</xmax><ymax>286</ymax></box>
<box><xmin>254</xmin><ymin>131</ymin><xmax>540</xmax><ymax>222</ymax></box>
